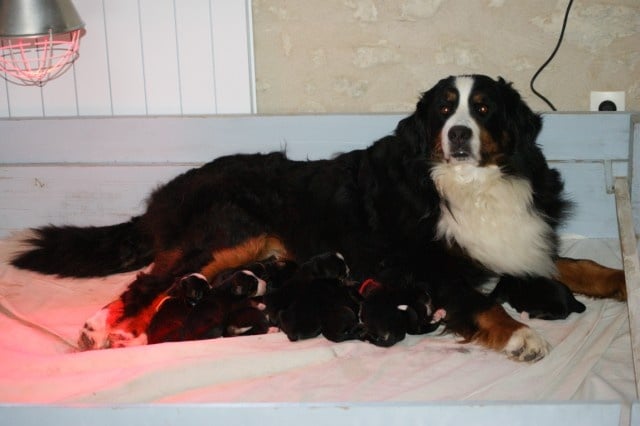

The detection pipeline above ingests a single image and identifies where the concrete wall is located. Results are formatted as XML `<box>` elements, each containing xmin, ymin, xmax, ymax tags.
<box><xmin>252</xmin><ymin>0</ymin><xmax>640</xmax><ymax>113</ymax></box>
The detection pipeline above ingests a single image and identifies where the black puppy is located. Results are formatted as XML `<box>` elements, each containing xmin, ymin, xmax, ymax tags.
<box><xmin>264</xmin><ymin>252</ymin><xmax>363</xmax><ymax>342</ymax></box>
<box><xmin>358</xmin><ymin>278</ymin><xmax>446</xmax><ymax>347</ymax></box>
<box><xmin>147</xmin><ymin>273</ymin><xmax>211</xmax><ymax>343</ymax></box>
<box><xmin>211</xmin><ymin>257</ymin><xmax>299</xmax><ymax>297</ymax></box>
<box><xmin>183</xmin><ymin>286</ymin><xmax>269</xmax><ymax>340</ymax></box>
<box><xmin>147</xmin><ymin>260</ymin><xmax>294</xmax><ymax>344</ymax></box>
<box><xmin>490</xmin><ymin>276</ymin><xmax>586</xmax><ymax>320</ymax></box>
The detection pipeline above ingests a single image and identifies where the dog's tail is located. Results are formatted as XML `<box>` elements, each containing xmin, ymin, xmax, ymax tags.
<box><xmin>10</xmin><ymin>216</ymin><xmax>154</xmax><ymax>277</ymax></box>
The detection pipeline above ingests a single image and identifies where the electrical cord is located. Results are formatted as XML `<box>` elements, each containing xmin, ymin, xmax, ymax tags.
<box><xmin>529</xmin><ymin>0</ymin><xmax>574</xmax><ymax>111</ymax></box>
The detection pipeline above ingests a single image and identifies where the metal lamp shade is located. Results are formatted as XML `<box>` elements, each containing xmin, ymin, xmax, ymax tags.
<box><xmin>0</xmin><ymin>0</ymin><xmax>85</xmax><ymax>86</ymax></box>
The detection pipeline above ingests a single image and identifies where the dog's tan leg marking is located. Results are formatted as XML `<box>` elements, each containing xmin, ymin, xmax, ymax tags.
<box><xmin>473</xmin><ymin>305</ymin><xmax>550</xmax><ymax>362</ymax></box>
<box><xmin>555</xmin><ymin>257</ymin><xmax>626</xmax><ymax>301</ymax></box>
<box><xmin>149</xmin><ymin>247</ymin><xmax>185</xmax><ymax>274</ymax></box>
<box><xmin>200</xmin><ymin>234</ymin><xmax>291</xmax><ymax>280</ymax></box>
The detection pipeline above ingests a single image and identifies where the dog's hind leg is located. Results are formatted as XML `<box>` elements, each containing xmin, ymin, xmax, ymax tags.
<box><xmin>199</xmin><ymin>234</ymin><xmax>291</xmax><ymax>280</ymax></box>
<box><xmin>78</xmin><ymin>235</ymin><xmax>291</xmax><ymax>350</ymax></box>
<box><xmin>78</xmin><ymin>248</ymin><xmax>196</xmax><ymax>350</ymax></box>
<box><xmin>555</xmin><ymin>257</ymin><xmax>626</xmax><ymax>301</ymax></box>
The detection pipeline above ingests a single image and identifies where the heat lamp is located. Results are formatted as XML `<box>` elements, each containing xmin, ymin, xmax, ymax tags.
<box><xmin>0</xmin><ymin>0</ymin><xmax>85</xmax><ymax>87</ymax></box>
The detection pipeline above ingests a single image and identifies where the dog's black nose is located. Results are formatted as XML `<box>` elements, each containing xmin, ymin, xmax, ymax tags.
<box><xmin>447</xmin><ymin>125</ymin><xmax>472</xmax><ymax>159</ymax></box>
<box><xmin>448</xmin><ymin>125</ymin><xmax>472</xmax><ymax>144</ymax></box>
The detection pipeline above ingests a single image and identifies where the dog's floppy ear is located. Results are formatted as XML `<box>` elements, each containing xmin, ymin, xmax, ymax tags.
<box><xmin>394</xmin><ymin>84</ymin><xmax>439</xmax><ymax>153</ymax></box>
<box><xmin>395</xmin><ymin>108</ymin><xmax>426</xmax><ymax>152</ymax></box>
<box><xmin>497</xmin><ymin>76</ymin><xmax>542</xmax><ymax>146</ymax></box>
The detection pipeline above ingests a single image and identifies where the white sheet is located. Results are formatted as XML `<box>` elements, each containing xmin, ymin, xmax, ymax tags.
<box><xmin>0</xmin><ymin>234</ymin><xmax>635</xmax><ymax>404</ymax></box>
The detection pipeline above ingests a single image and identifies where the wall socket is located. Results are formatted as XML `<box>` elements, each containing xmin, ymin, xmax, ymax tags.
<box><xmin>590</xmin><ymin>91</ymin><xmax>625</xmax><ymax>111</ymax></box>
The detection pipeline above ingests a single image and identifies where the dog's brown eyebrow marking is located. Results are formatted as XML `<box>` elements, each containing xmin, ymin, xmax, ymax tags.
<box><xmin>200</xmin><ymin>234</ymin><xmax>291</xmax><ymax>280</ymax></box>
<box><xmin>472</xmin><ymin>93</ymin><xmax>487</xmax><ymax>103</ymax></box>
<box><xmin>444</xmin><ymin>89</ymin><xmax>458</xmax><ymax>102</ymax></box>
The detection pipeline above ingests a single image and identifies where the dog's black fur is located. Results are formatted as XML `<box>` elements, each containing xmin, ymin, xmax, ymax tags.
<box><xmin>12</xmin><ymin>75</ymin><xmax>597</xmax><ymax>359</ymax></box>
<box><xmin>359</xmin><ymin>278</ymin><xmax>443</xmax><ymax>347</ymax></box>
<box><xmin>149</xmin><ymin>253</ymin><xmax>361</xmax><ymax>344</ymax></box>
<box><xmin>489</xmin><ymin>276</ymin><xmax>586</xmax><ymax>320</ymax></box>
<box><xmin>263</xmin><ymin>252</ymin><xmax>364</xmax><ymax>342</ymax></box>
<box><xmin>147</xmin><ymin>272</ymin><xmax>268</xmax><ymax>343</ymax></box>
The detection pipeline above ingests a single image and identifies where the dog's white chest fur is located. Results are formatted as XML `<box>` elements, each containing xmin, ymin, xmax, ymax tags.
<box><xmin>431</xmin><ymin>164</ymin><xmax>556</xmax><ymax>277</ymax></box>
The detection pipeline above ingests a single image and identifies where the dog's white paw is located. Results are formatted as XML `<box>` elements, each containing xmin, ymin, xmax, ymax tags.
<box><xmin>78</xmin><ymin>299</ymin><xmax>148</xmax><ymax>350</ymax></box>
<box><xmin>504</xmin><ymin>327</ymin><xmax>550</xmax><ymax>362</ymax></box>
<box><xmin>78</xmin><ymin>307</ymin><xmax>111</xmax><ymax>350</ymax></box>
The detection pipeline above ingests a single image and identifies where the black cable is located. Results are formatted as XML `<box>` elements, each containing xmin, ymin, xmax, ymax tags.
<box><xmin>529</xmin><ymin>0</ymin><xmax>574</xmax><ymax>111</ymax></box>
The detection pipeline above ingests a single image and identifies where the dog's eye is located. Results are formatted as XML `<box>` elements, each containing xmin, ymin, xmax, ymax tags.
<box><xmin>475</xmin><ymin>104</ymin><xmax>489</xmax><ymax>115</ymax></box>
<box><xmin>439</xmin><ymin>105</ymin><xmax>452</xmax><ymax>115</ymax></box>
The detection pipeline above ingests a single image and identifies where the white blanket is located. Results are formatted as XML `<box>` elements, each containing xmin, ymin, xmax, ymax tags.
<box><xmin>0</xmin><ymin>234</ymin><xmax>635</xmax><ymax>404</ymax></box>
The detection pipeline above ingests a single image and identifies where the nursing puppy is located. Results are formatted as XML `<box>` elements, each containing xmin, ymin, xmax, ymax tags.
<box><xmin>358</xmin><ymin>278</ymin><xmax>445</xmax><ymax>347</ymax></box>
<box><xmin>264</xmin><ymin>252</ymin><xmax>364</xmax><ymax>343</ymax></box>
<box><xmin>489</xmin><ymin>276</ymin><xmax>586</xmax><ymax>320</ymax></box>
<box><xmin>150</xmin><ymin>253</ymin><xmax>354</xmax><ymax>343</ymax></box>
<box><xmin>148</xmin><ymin>270</ymin><xmax>272</xmax><ymax>344</ymax></box>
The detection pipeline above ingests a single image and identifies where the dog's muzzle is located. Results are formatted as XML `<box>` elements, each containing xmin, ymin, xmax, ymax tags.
<box><xmin>447</xmin><ymin>125</ymin><xmax>473</xmax><ymax>161</ymax></box>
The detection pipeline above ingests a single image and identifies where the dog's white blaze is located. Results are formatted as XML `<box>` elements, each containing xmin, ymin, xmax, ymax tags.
<box><xmin>431</xmin><ymin>163</ymin><xmax>556</xmax><ymax>277</ymax></box>
<box><xmin>442</xmin><ymin>76</ymin><xmax>482</xmax><ymax>163</ymax></box>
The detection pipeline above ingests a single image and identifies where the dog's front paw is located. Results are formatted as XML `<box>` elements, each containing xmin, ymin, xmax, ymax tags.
<box><xmin>504</xmin><ymin>327</ymin><xmax>550</xmax><ymax>362</ymax></box>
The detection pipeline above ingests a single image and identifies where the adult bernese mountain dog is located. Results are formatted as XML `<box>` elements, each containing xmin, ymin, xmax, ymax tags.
<box><xmin>11</xmin><ymin>74</ymin><xmax>626</xmax><ymax>361</ymax></box>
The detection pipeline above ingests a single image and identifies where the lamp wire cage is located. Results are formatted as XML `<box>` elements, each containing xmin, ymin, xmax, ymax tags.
<box><xmin>0</xmin><ymin>0</ymin><xmax>85</xmax><ymax>87</ymax></box>
<box><xmin>0</xmin><ymin>28</ymin><xmax>82</xmax><ymax>86</ymax></box>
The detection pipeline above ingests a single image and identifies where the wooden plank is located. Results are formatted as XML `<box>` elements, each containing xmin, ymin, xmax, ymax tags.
<box><xmin>0</xmin><ymin>165</ymin><xmax>192</xmax><ymax>235</ymax></box>
<box><xmin>41</xmin><ymin>64</ymin><xmax>78</xmax><ymax>117</ymax></box>
<box><xmin>0</xmin><ymin>114</ymin><xmax>634</xmax><ymax>164</ymax></box>
<box><xmin>73</xmin><ymin>0</ymin><xmax>113</xmax><ymax>116</ymax></box>
<box><xmin>0</xmin><ymin>115</ymin><xmax>399</xmax><ymax>163</ymax></box>
<box><xmin>631</xmin><ymin>120</ymin><xmax>640</xmax><ymax>236</ymax></box>
<box><xmin>0</xmin><ymin>163</ymin><xmax>625</xmax><ymax>239</ymax></box>
<box><xmin>537</xmin><ymin>113</ymin><xmax>631</xmax><ymax>161</ymax></box>
<box><xmin>614</xmin><ymin>177</ymin><xmax>640</xmax><ymax>399</ymax></box>
<box><xmin>554</xmin><ymin>162</ymin><xmax>620</xmax><ymax>238</ymax></box>
<box><xmin>0</xmin><ymin>402</ymin><xmax>624</xmax><ymax>426</ymax></box>
<box><xmin>103</xmin><ymin>0</ymin><xmax>147</xmax><ymax>115</ymax></box>
<box><xmin>5</xmin><ymin>85</ymin><xmax>43</xmax><ymax>118</ymax></box>
<box><xmin>174</xmin><ymin>0</ymin><xmax>218</xmax><ymax>114</ymax></box>
<box><xmin>0</xmin><ymin>113</ymin><xmax>633</xmax><ymax>238</ymax></box>
<box><xmin>138</xmin><ymin>0</ymin><xmax>182</xmax><ymax>115</ymax></box>
<box><xmin>0</xmin><ymin>79</ymin><xmax>9</xmax><ymax>117</ymax></box>
<box><xmin>211</xmin><ymin>0</ymin><xmax>254</xmax><ymax>113</ymax></box>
